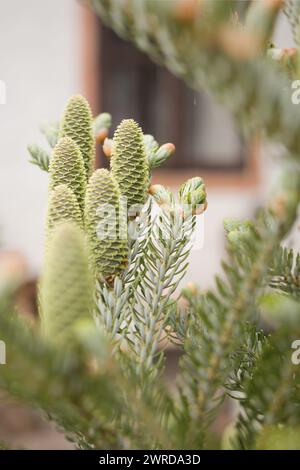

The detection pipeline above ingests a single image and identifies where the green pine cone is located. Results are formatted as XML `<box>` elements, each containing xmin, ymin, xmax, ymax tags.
<box><xmin>85</xmin><ymin>169</ymin><xmax>128</xmax><ymax>280</ymax></box>
<box><xmin>60</xmin><ymin>94</ymin><xmax>95</xmax><ymax>178</ymax></box>
<box><xmin>46</xmin><ymin>185</ymin><xmax>83</xmax><ymax>238</ymax></box>
<box><xmin>49</xmin><ymin>136</ymin><xmax>86</xmax><ymax>211</ymax></box>
<box><xmin>111</xmin><ymin>119</ymin><xmax>149</xmax><ymax>209</ymax></box>
<box><xmin>40</xmin><ymin>223</ymin><xmax>94</xmax><ymax>345</ymax></box>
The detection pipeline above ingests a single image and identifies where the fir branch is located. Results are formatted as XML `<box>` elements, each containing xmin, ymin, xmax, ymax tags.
<box><xmin>129</xmin><ymin>207</ymin><xmax>196</xmax><ymax>382</ymax></box>
<box><xmin>28</xmin><ymin>122</ymin><xmax>59</xmax><ymax>172</ymax></box>
<box><xmin>284</xmin><ymin>0</ymin><xmax>300</xmax><ymax>46</ymax></box>
<box><xmin>232</xmin><ymin>320</ymin><xmax>300</xmax><ymax>449</ymax></box>
<box><xmin>270</xmin><ymin>247</ymin><xmax>300</xmax><ymax>298</ymax></box>
<box><xmin>0</xmin><ymin>299</ymin><xmax>121</xmax><ymax>449</ymax></box>
<box><xmin>40</xmin><ymin>121</ymin><xmax>60</xmax><ymax>148</ymax></box>
<box><xmin>95</xmin><ymin>201</ymin><xmax>153</xmax><ymax>349</ymax></box>
<box><xmin>175</xmin><ymin>173</ymin><xmax>300</xmax><ymax>449</ymax></box>
<box><xmin>28</xmin><ymin>143</ymin><xmax>50</xmax><ymax>172</ymax></box>
<box><xmin>226</xmin><ymin>324</ymin><xmax>269</xmax><ymax>450</ymax></box>
<box><xmin>0</xmin><ymin>297</ymin><xmax>172</xmax><ymax>449</ymax></box>
<box><xmin>122</xmin><ymin>199</ymin><xmax>152</xmax><ymax>287</ymax></box>
<box><xmin>96</xmin><ymin>277</ymin><xmax>131</xmax><ymax>346</ymax></box>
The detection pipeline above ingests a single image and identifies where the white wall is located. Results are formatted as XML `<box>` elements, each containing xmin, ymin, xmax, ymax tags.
<box><xmin>0</xmin><ymin>0</ymin><xmax>82</xmax><ymax>274</ymax></box>
<box><xmin>0</xmin><ymin>3</ymin><xmax>295</xmax><ymax>288</ymax></box>
<box><xmin>183</xmin><ymin>12</ymin><xmax>296</xmax><ymax>288</ymax></box>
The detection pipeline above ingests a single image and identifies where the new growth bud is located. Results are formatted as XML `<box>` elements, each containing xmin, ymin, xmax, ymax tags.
<box><xmin>149</xmin><ymin>184</ymin><xmax>174</xmax><ymax>209</ymax></box>
<box><xmin>96</xmin><ymin>128</ymin><xmax>109</xmax><ymax>145</ymax></box>
<box><xmin>178</xmin><ymin>177</ymin><xmax>207</xmax><ymax>215</ymax></box>
<box><xmin>150</xmin><ymin>143</ymin><xmax>176</xmax><ymax>169</ymax></box>
<box><xmin>94</xmin><ymin>112</ymin><xmax>112</xmax><ymax>145</ymax></box>
<box><xmin>103</xmin><ymin>138</ymin><xmax>113</xmax><ymax>158</ymax></box>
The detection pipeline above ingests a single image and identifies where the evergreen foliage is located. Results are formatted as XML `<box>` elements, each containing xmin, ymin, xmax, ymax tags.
<box><xmin>1</xmin><ymin>0</ymin><xmax>300</xmax><ymax>450</ymax></box>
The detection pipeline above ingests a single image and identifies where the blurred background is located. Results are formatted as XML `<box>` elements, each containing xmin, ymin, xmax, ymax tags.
<box><xmin>0</xmin><ymin>0</ymin><xmax>297</xmax><ymax>449</ymax></box>
<box><xmin>0</xmin><ymin>0</ymin><xmax>295</xmax><ymax>286</ymax></box>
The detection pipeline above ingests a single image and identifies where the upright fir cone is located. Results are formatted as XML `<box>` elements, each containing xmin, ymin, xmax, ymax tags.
<box><xmin>85</xmin><ymin>169</ymin><xmax>128</xmax><ymax>281</ymax></box>
<box><xmin>111</xmin><ymin>119</ymin><xmax>149</xmax><ymax>210</ymax></box>
<box><xmin>46</xmin><ymin>185</ymin><xmax>83</xmax><ymax>239</ymax></box>
<box><xmin>40</xmin><ymin>223</ymin><xmax>93</xmax><ymax>345</ymax></box>
<box><xmin>60</xmin><ymin>94</ymin><xmax>96</xmax><ymax>178</ymax></box>
<box><xmin>49</xmin><ymin>136</ymin><xmax>86</xmax><ymax>212</ymax></box>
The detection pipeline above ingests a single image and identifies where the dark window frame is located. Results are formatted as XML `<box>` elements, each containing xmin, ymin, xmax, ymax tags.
<box><xmin>80</xmin><ymin>7</ymin><xmax>259</xmax><ymax>189</ymax></box>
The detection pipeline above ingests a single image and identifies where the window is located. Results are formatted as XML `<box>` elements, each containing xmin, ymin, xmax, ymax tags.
<box><xmin>81</xmin><ymin>9</ymin><xmax>259</xmax><ymax>187</ymax></box>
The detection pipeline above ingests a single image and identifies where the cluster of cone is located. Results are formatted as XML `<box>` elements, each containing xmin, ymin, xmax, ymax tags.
<box><xmin>41</xmin><ymin>96</ymin><xmax>149</xmax><ymax>343</ymax></box>
<box><xmin>40</xmin><ymin>94</ymin><xmax>207</xmax><ymax>345</ymax></box>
